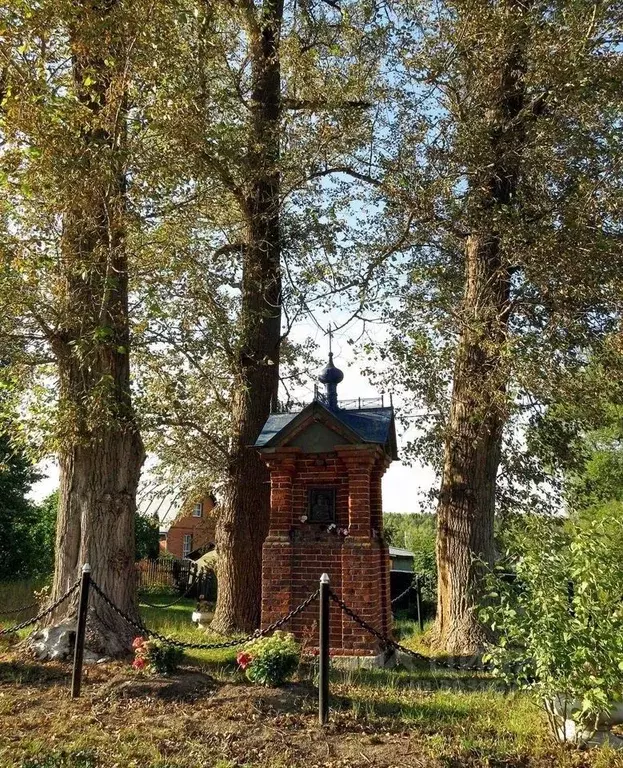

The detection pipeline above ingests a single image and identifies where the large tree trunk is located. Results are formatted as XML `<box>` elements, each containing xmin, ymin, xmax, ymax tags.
<box><xmin>52</xmin><ymin>429</ymin><xmax>144</xmax><ymax>654</ymax></box>
<box><xmin>434</xmin><ymin>0</ymin><xmax>531</xmax><ymax>655</ymax></box>
<box><xmin>42</xmin><ymin>0</ymin><xmax>145</xmax><ymax>655</ymax></box>
<box><xmin>435</xmin><ymin>234</ymin><xmax>510</xmax><ymax>654</ymax></box>
<box><xmin>212</xmin><ymin>0</ymin><xmax>283</xmax><ymax>633</ymax></box>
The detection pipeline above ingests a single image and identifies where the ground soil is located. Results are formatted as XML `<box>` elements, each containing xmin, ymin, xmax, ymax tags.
<box><xmin>1</xmin><ymin>651</ymin><xmax>621</xmax><ymax>768</ymax></box>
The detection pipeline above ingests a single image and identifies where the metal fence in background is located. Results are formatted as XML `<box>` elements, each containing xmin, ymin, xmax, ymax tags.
<box><xmin>135</xmin><ymin>557</ymin><xmax>214</xmax><ymax>600</ymax></box>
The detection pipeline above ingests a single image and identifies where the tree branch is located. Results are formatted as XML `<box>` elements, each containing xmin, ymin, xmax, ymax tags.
<box><xmin>283</xmin><ymin>98</ymin><xmax>372</xmax><ymax>111</ymax></box>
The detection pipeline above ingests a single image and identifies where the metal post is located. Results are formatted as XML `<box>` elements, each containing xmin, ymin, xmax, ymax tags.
<box><xmin>319</xmin><ymin>573</ymin><xmax>330</xmax><ymax>725</ymax></box>
<box><xmin>71</xmin><ymin>563</ymin><xmax>91</xmax><ymax>699</ymax></box>
<box><xmin>415</xmin><ymin>575</ymin><xmax>424</xmax><ymax>633</ymax></box>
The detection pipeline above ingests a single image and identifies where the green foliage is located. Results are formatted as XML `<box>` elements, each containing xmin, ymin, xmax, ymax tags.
<box><xmin>239</xmin><ymin>631</ymin><xmax>301</xmax><ymax>687</ymax></box>
<box><xmin>135</xmin><ymin>514</ymin><xmax>160</xmax><ymax>561</ymax></box>
<box><xmin>481</xmin><ymin>513</ymin><xmax>623</xmax><ymax>727</ymax></box>
<box><xmin>29</xmin><ymin>491</ymin><xmax>58</xmax><ymax>578</ymax></box>
<box><xmin>383</xmin><ymin>513</ymin><xmax>437</xmax><ymax>581</ymax></box>
<box><xmin>0</xmin><ymin>438</ymin><xmax>56</xmax><ymax>581</ymax></box>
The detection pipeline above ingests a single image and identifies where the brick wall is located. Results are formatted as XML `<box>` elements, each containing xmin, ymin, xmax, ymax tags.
<box><xmin>163</xmin><ymin>495</ymin><xmax>217</xmax><ymax>559</ymax></box>
<box><xmin>261</xmin><ymin>445</ymin><xmax>392</xmax><ymax>656</ymax></box>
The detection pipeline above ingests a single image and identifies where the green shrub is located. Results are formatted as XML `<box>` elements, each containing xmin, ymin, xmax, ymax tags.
<box><xmin>480</xmin><ymin>514</ymin><xmax>623</xmax><ymax>731</ymax></box>
<box><xmin>237</xmin><ymin>631</ymin><xmax>300</xmax><ymax>686</ymax></box>
<box><xmin>132</xmin><ymin>636</ymin><xmax>184</xmax><ymax>675</ymax></box>
<box><xmin>383</xmin><ymin>512</ymin><xmax>437</xmax><ymax>592</ymax></box>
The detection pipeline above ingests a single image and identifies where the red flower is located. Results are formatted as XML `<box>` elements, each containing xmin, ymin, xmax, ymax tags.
<box><xmin>132</xmin><ymin>657</ymin><xmax>146</xmax><ymax>670</ymax></box>
<box><xmin>236</xmin><ymin>651</ymin><xmax>252</xmax><ymax>670</ymax></box>
<box><xmin>132</xmin><ymin>636</ymin><xmax>145</xmax><ymax>649</ymax></box>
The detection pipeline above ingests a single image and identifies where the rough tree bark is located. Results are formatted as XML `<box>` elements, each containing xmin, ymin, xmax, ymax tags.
<box><xmin>212</xmin><ymin>0</ymin><xmax>283</xmax><ymax>633</ymax></box>
<box><xmin>43</xmin><ymin>0</ymin><xmax>145</xmax><ymax>655</ymax></box>
<box><xmin>434</xmin><ymin>0</ymin><xmax>533</xmax><ymax>655</ymax></box>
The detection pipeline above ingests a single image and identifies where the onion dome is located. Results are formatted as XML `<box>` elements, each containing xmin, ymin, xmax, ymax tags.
<box><xmin>318</xmin><ymin>353</ymin><xmax>343</xmax><ymax>410</ymax></box>
<box><xmin>318</xmin><ymin>353</ymin><xmax>344</xmax><ymax>385</ymax></box>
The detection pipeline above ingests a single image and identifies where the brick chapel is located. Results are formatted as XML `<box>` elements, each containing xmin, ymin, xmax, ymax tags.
<box><xmin>255</xmin><ymin>353</ymin><xmax>397</xmax><ymax>660</ymax></box>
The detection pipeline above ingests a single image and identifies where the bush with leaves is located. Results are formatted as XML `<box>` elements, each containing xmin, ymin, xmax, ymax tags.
<box><xmin>132</xmin><ymin>637</ymin><xmax>184</xmax><ymax>675</ymax></box>
<box><xmin>480</xmin><ymin>513</ymin><xmax>623</xmax><ymax>736</ymax></box>
<box><xmin>383</xmin><ymin>512</ymin><xmax>437</xmax><ymax>602</ymax></box>
<box><xmin>237</xmin><ymin>631</ymin><xmax>300</xmax><ymax>687</ymax></box>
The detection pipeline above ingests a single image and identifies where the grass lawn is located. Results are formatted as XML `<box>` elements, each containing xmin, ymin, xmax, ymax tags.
<box><xmin>1</xmin><ymin>586</ymin><xmax>623</xmax><ymax>767</ymax></box>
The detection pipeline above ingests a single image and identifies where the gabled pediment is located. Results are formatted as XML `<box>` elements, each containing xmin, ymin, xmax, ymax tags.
<box><xmin>255</xmin><ymin>400</ymin><xmax>398</xmax><ymax>460</ymax></box>
<box><xmin>256</xmin><ymin>401</ymin><xmax>361</xmax><ymax>453</ymax></box>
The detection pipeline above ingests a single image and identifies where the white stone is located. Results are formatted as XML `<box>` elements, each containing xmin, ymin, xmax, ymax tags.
<box><xmin>29</xmin><ymin>622</ymin><xmax>76</xmax><ymax>661</ymax></box>
<box><xmin>547</xmin><ymin>695</ymin><xmax>623</xmax><ymax>748</ymax></box>
<box><xmin>191</xmin><ymin>611</ymin><xmax>212</xmax><ymax>629</ymax></box>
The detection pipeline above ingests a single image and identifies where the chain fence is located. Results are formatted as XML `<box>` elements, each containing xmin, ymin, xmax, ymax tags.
<box><xmin>329</xmin><ymin>589</ymin><xmax>486</xmax><ymax>672</ymax></box>
<box><xmin>390</xmin><ymin>582</ymin><xmax>415</xmax><ymax>606</ymax></box>
<box><xmin>1</xmin><ymin>601</ymin><xmax>41</xmax><ymax>616</ymax></box>
<box><xmin>91</xmin><ymin>579</ymin><xmax>320</xmax><ymax>650</ymax></box>
<box><xmin>0</xmin><ymin>580</ymin><xmax>81</xmax><ymax>636</ymax></box>
<box><xmin>1</xmin><ymin>574</ymin><xmax>483</xmax><ymax>674</ymax></box>
<box><xmin>138</xmin><ymin>580</ymin><xmax>198</xmax><ymax>610</ymax></box>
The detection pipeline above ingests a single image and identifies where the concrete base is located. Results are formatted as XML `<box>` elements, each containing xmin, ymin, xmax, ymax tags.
<box><xmin>330</xmin><ymin>651</ymin><xmax>390</xmax><ymax>670</ymax></box>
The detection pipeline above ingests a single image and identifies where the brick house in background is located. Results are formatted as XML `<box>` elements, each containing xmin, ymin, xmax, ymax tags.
<box><xmin>158</xmin><ymin>494</ymin><xmax>218</xmax><ymax>560</ymax></box>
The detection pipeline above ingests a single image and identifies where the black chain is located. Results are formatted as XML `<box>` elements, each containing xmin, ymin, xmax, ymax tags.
<box><xmin>139</xmin><ymin>579</ymin><xmax>200</xmax><ymax>610</ymax></box>
<box><xmin>92</xmin><ymin>579</ymin><xmax>319</xmax><ymax>650</ymax></box>
<box><xmin>391</xmin><ymin>583</ymin><xmax>415</xmax><ymax>606</ymax></box>
<box><xmin>391</xmin><ymin>575</ymin><xmax>436</xmax><ymax>607</ymax></box>
<box><xmin>329</xmin><ymin>590</ymin><xmax>485</xmax><ymax>672</ymax></box>
<box><xmin>1</xmin><ymin>601</ymin><xmax>40</xmax><ymax>616</ymax></box>
<box><xmin>0</xmin><ymin>580</ymin><xmax>81</xmax><ymax>636</ymax></box>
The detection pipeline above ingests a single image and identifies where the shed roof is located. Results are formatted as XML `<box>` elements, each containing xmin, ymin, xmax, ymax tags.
<box><xmin>388</xmin><ymin>547</ymin><xmax>415</xmax><ymax>558</ymax></box>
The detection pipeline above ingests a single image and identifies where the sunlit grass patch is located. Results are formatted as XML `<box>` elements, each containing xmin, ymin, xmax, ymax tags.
<box><xmin>138</xmin><ymin>595</ymin><xmax>241</xmax><ymax>666</ymax></box>
<box><xmin>0</xmin><ymin>580</ymin><xmax>47</xmax><ymax>629</ymax></box>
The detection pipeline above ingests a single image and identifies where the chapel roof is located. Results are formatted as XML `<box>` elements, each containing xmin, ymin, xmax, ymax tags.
<box><xmin>255</xmin><ymin>399</ymin><xmax>398</xmax><ymax>460</ymax></box>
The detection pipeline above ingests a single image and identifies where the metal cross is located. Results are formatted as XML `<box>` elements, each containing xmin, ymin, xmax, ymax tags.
<box><xmin>326</xmin><ymin>323</ymin><xmax>333</xmax><ymax>356</ymax></box>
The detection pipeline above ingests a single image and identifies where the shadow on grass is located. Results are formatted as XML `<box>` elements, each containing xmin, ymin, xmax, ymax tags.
<box><xmin>331</xmin><ymin>687</ymin><xmax>477</xmax><ymax>726</ymax></box>
<box><xmin>0</xmin><ymin>659</ymin><xmax>70</xmax><ymax>688</ymax></box>
<box><xmin>294</xmin><ymin>663</ymin><xmax>501</xmax><ymax>695</ymax></box>
<box><xmin>343</xmin><ymin>665</ymin><xmax>499</xmax><ymax>691</ymax></box>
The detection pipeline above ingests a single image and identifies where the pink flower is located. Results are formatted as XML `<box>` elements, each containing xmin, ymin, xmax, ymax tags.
<box><xmin>132</xmin><ymin>636</ymin><xmax>145</xmax><ymax>649</ymax></box>
<box><xmin>236</xmin><ymin>651</ymin><xmax>253</xmax><ymax>670</ymax></box>
<box><xmin>132</xmin><ymin>657</ymin><xmax>146</xmax><ymax>670</ymax></box>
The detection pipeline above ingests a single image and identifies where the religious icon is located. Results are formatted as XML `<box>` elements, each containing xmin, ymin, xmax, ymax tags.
<box><xmin>308</xmin><ymin>487</ymin><xmax>336</xmax><ymax>523</ymax></box>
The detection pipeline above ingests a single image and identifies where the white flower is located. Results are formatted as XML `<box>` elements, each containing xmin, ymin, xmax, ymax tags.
<box><xmin>300</xmin><ymin>515</ymin><xmax>308</xmax><ymax>523</ymax></box>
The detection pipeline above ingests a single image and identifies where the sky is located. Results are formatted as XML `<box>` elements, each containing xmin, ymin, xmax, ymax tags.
<box><xmin>29</xmin><ymin>317</ymin><xmax>437</xmax><ymax>514</ymax></box>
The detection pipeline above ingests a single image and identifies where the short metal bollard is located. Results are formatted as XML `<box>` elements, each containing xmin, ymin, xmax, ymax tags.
<box><xmin>319</xmin><ymin>573</ymin><xmax>330</xmax><ymax>725</ymax></box>
<box><xmin>71</xmin><ymin>563</ymin><xmax>91</xmax><ymax>699</ymax></box>
<box><xmin>415</xmin><ymin>575</ymin><xmax>424</xmax><ymax>633</ymax></box>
